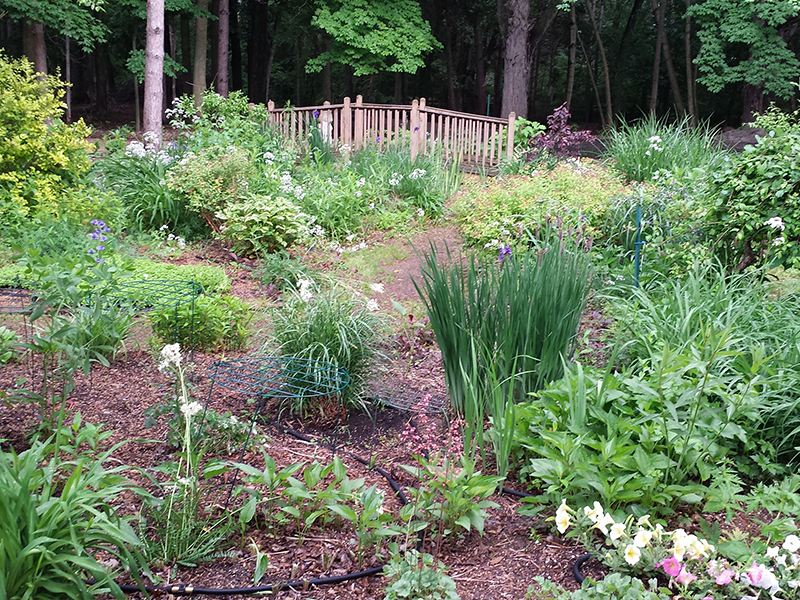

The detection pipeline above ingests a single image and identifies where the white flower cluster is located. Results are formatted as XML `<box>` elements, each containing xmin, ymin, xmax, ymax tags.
<box><xmin>179</xmin><ymin>397</ymin><xmax>203</xmax><ymax>419</ymax></box>
<box><xmin>356</xmin><ymin>177</ymin><xmax>366</xmax><ymax>188</ymax></box>
<box><xmin>389</xmin><ymin>172</ymin><xmax>403</xmax><ymax>186</ymax></box>
<box><xmin>645</xmin><ymin>134</ymin><xmax>664</xmax><ymax>156</ymax></box>
<box><xmin>297</xmin><ymin>278</ymin><xmax>315</xmax><ymax>302</ymax></box>
<box><xmin>158</xmin><ymin>343</ymin><xmax>182</xmax><ymax>373</ymax></box>
<box><xmin>264</xmin><ymin>151</ymin><xmax>275</xmax><ymax>165</ymax></box>
<box><xmin>409</xmin><ymin>168</ymin><xmax>427</xmax><ymax>180</ymax></box>
<box><xmin>764</xmin><ymin>216</ymin><xmax>785</xmax><ymax>231</ymax></box>
<box><xmin>125</xmin><ymin>141</ymin><xmax>147</xmax><ymax>158</ymax></box>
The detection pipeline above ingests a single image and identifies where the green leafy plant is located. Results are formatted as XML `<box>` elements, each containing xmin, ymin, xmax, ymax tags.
<box><xmin>0</xmin><ymin>325</ymin><xmax>18</xmax><ymax>366</ymax></box>
<box><xmin>328</xmin><ymin>484</ymin><xmax>395</xmax><ymax>568</ymax></box>
<box><xmin>256</xmin><ymin>250</ymin><xmax>311</xmax><ymax>292</ymax></box>
<box><xmin>129</xmin><ymin>259</ymin><xmax>230</xmax><ymax>293</ymax></box>
<box><xmin>149</xmin><ymin>293</ymin><xmax>251</xmax><ymax>351</ymax></box>
<box><xmin>216</xmin><ymin>193</ymin><xmax>309</xmax><ymax>256</ymax></box>
<box><xmin>705</xmin><ymin>123</ymin><xmax>800</xmax><ymax>271</ymax></box>
<box><xmin>401</xmin><ymin>453</ymin><xmax>501</xmax><ymax>539</ymax></box>
<box><xmin>382</xmin><ymin>549</ymin><xmax>460</xmax><ymax>600</ymax></box>
<box><xmin>269</xmin><ymin>284</ymin><xmax>384</xmax><ymax>415</ymax></box>
<box><xmin>0</xmin><ymin>415</ymin><xmax>149</xmax><ymax>599</ymax></box>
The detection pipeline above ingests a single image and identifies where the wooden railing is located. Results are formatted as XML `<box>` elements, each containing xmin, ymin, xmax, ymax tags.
<box><xmin>267</xmin><ymin>96</ymin><xmax>516</xmax><ymax>169</ymax></box>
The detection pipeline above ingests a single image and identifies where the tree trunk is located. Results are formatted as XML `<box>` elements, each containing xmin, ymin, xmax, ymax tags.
<box><xmin>230</xmin><ymin>2</ymin><xmax>242</xmax><ymax>91</ymax></box>
<box><xmin>584</xmin><ymin>0</ymin><xmax>613</xmax><ymax>127</ymax></box>
<box><xmin>394</xmin><ymin>72</ymin><xmax>402</xmax><ymax>104</ymax></box>
<box><xmin>649</xmin><ymin>1</ymin><xmax>662</xmax><ymax>115</ymax></box>
<box><xmin>209</xmin><ymin>0</ymin><xmax>219</xmax><ymax>88</ymax></box>
<box><xmin>684</xmin><ymin>0</ymin><xmax>696</xmax><ymax>124</ymax></box>
<box><xmin>23</xmin><ymin>20</ymin><xmax>47</xmax><ymax>74</ymax></box>
<box><xmin>565</xmin><ymin>4</ymin><xmax>577</xmax><ymax>110</ymax></box>
<box><xmin>246</xmin><ymin>0</ymin><xmax>268</xmax><ymax>103</ymax></box>
<box><xmin>216</xmin><ymin>0</ymin><xmax>229</xmax><ymax>96</ymax></box>
<box><xmin>179</xmin><ymin>16</ymin><xmax>191</xmax><ymax>96</ymax></box>
<box><xmin>133</xmin><ymin>32</ymin><xmax>141</xmax><ymax>131</ymax></box>
<box><xmin>501</xmin><ymin>0</ymin><xmax>531</xmax><ymax>118</ymax></box>
<box><xmin>742</xmin><ymin>82</ymin><xmax>765</xmax><ymax>124</ymax></box>
<box><xmin>611</xmin><ymin>0</ymin><xmax>645</xmax><ymax>115</ymax></box>
<box><xmin>193</xmin><ymin>0</ymin><xmax>209</xmax><ymax>107</ymax></box>
<box><xmin>651</xmin><ymin>0</ymin><xmax>685</xmax><ymax>114</ymax></box>
<box><xmin>577</xmin><ymin>28</ymin><xmax>607</xmax><ymax>129</ymax></box>
<box><xmin>474</xmin><ymin>16</ymin><xmax>486</xmax><ymax>115</ymax></box>
<box><xmin>144</xmin><ymin>0</ymin><xmax>165</xmax><ymax>146</ymax></box>
<box><xmin>65</xmin><ymin>35</ymin><xmax>71</xmax><ymax>122</ymax></box>
<box><xmin>95</xmin><ymin>42</ymin><xmax>111</xmax><ymax>118</ymax></box>
<box><xmin>322</xmin><ymin>37</ymin><xmax>332</xmax><ymax>101</ymax></box>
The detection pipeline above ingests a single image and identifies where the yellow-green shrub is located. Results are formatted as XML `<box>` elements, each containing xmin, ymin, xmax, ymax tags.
<box><xmin>0</xmin><ymin>52</ymin><xmax>95</xmax><ymax>229</ymax></box>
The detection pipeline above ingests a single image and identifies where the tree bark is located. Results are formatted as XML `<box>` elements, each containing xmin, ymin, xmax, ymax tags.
<box><xmin>216</xmin><ymin>0</ymin><xmax>229</xmax><ymax>96</ymax></box>
<box><xmin>649</xmin><ymin>0</ymin><xmax>662</xmax><ymax>115</ymax></box>
<box><xmin>500</xmin><ymin>0</ymin><xmax>531</xmax><ymax>118</ymax></box>
<box><xmin>584</xmin><ymin>0</ymin><xmax>613</xmax><ymax>127</ymax></box>
<box><xmin>322</xmin><ymin>37</ymin><xmax>332</xmax><ymax>101</ymax></box>
<box><xmin>742</xmin><ymin>82</ymin><xmax>765</xmax><ymax>124</ymax></box>
<box><xmin>144</xmin><ymin>0</ymin><xmax>165</xmax><ymax>146</ymax></box>
<box><xmin>685</xmin><ymin>0</ymin><xmax>697</xmax><ymax>124</ymax></box>
<box><xmin>179</xmin><ymin>16</ymin><xmax>191</xmax><ymax>96</ymax></box>
<box><xmin>474</xmin><ymin>16</ymin><xmax>486</xmax><ymax>115</ymax></box>
<box><xmin>23</xmin><ymin>20</ymin><xmax>47</xmax><ymax>74</ymax></box>
<box><xmin>611</xmin><ymin>0</ymin><xmax>646</xmax><ymax>114</ymax></box>
<box><xmin>650</xmin><ymin>0</ymin><xmax>685</xmax><ymax>114</ymax></box>
<box><xmin>65</xmin><ymin>35</ymin><xmax>71</xmax><ymax>122</ymax></box>
<box><xmin>209</xmin><ymin>0</ymin><xmax>219</xmax><ymax>89</ymax></box>
<box><xmin>230</xmin><ymin>1</ymin><xmax>242</xmax><ymax>91</ymax></box>
<box><xmin>577</xmin><ymin>27</ymin><xmax>607</xmax><ymax>129</ymax></box>
<box><xmin>95</xmin><ymin>42</ymin><xmax>111</xmax><ymax>119</ymax></box>
<box><xmin>193</xmin><ymin>0</ymin><xmax>209</xmax><ymax>107</ymax></box>
<box><xmin>565</xmin><ymin>4</ymin><xmax>577</xmax><ymax>110</ymax></box>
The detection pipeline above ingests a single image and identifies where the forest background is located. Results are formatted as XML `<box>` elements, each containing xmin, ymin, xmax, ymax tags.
<box><xmin>0</xmin><ymin>0</ymin><xmax>799</xmax><ymax>132</ymax></box>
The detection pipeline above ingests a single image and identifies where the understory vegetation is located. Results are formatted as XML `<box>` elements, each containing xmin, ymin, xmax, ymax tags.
<box><xmin>2</xmin><ymin>54</ymin><xmax>800</xmax><ymax>600</ymax></box>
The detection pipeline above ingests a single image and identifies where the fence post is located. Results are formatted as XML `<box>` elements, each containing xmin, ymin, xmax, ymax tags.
<box><xmin>342</xmin><ymin>96</ymin><xmax>352</xmax><ymax>151</ymax></box>
<box><xmin>506</xmin><ymin>111</ymin><xmax>516</xmax><ymax>160</ymax></box>
<box><xmin>354</xmin><ymin>95</ymin><xmax>364</xmax><ymax>149</ymax></box>
<box><xmin>419</xmin><ymin>98</ymin><xmax>427</xmax><ymax>155</ymax></box>
<box><xmin>410</xmin><ymin>99</ymin><xmax>420</xmax><ymax>160</ymax></box>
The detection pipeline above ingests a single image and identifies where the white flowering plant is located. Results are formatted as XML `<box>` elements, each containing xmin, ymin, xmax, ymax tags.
<box><xmin>554</xmin><ymin>500</ymin><xmax>800</xmax><ymax>600</ymax></box>
<box><xmin>138</xmin><ymin>344</ymin><xmax>236</xmax><ymax>567</ymax></box>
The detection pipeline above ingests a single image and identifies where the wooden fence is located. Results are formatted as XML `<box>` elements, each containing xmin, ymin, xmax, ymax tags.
<box><xmin>266</xmin><ymin>96</ymin><xmax>516</xmax><ymax>169</ymax></box>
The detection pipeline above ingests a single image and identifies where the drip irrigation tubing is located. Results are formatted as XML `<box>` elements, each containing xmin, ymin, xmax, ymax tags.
<box><xmin>573</xmin><ymin>553</ymin><xmax>594</xmax><ymax>584</ymax></box>
<box><xmin>111</xmin><ymin>416</ymin><xmax>548</xmax><ymax>596</ymax></box>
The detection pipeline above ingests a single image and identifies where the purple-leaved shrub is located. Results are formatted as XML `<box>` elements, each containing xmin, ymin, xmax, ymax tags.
<box><xmin>528</xmin><ymin>103</ymin><xmax>597</xmax><ymax>160</ymax></box>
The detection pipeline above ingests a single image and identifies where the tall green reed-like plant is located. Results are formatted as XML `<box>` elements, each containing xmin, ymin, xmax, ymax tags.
<box><xmin>603</xmin><ymin>113</ymin><xmax>728</xmax><ymax>183</ymax></box>
<box><xmin>415</xmin><ymin>233</ymin><xmax>591</xmax><ymax>413</ymax></box>
<box><xmin>0</xmin><ymin>416</ymin><xmax>149</xmax><ymax>599</ymax></box>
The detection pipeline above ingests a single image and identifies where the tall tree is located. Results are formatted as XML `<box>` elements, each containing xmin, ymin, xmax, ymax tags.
<box><xmin>691</xmin><ymin>0</ymin><xmax>800</xmax><ymax>122</ymax></box>
<box><xmin>193</xmin><ymin>0</ymin><xmax>208</xmax><ymax>106</ymax></box>
<box><xmin>144</xmin><ymin>0</ymin><xmax>164</xmax><ymax>144</ymax></box>
<box><xmin>500</xmin><ymin>0</ymin><xmax>530</xmax><ymax>118</ymax></box>
<box><xmin>216</xmin><ymin>0</ymin><xmax>228</xmax><ymax>96</ymax></box>
<box><xmin>306</xmin><ymin>0</ymin><xmax>440</xmax><ymax>77</ymax></box>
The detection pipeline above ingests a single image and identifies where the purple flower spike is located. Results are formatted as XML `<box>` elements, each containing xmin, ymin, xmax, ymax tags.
<box><xmin>313</xmin><ymin>110</ymin><xmax>320</xmax><ymax>119</ymax></box>
<box><xmin>88</xmin><ymin>248</ymin><xmax>95</xmax><ymax>254</ymax></box>
<box><xmin>97</xmin><ymin>245</ymin><xmax>106</xmax><ymax>251</ymax></box>
<box><xmin>499</xmin><ymin>245</ymin><xmax>513</xmax><ymax>262</ymax></box>
<box><xmin>99</xmin><ymin>235</ymin><xmax>108</xmax><ymax>242</ymax></box>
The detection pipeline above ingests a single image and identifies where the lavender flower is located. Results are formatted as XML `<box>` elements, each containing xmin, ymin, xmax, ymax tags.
<box><xmin>499</xmin><ymin>245</ymin><xmax>513</xmax><ymax>262</ymax></box>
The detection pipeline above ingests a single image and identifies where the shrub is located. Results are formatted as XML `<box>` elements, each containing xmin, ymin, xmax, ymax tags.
<box><xmin>149</xmin><ymin>293</ymin><xmax>251</xmax><ymax>351</ymax></box>
<box><xmin>383</xmin><ymin>550</ymin><xmax>460</xmax><ymax>600</ymax></box>
<box><xmin>269</xmin><ymin>284</ymin><xmax>385</xmax><ymax>416</ymax></box>
<box><xmin>527</xmin><ymin>103</ymin><xmax>596</xmax><ymax>162</ymax></box>
<box><xmin>167</xmin><ymin>145</ymin><xmax>260</xmax><ymax>233</ymax></box>
<box><xmin>705</xmin><ymin>124</ymin><xmax>800</xmax><ymax>271</ymax></box>
<box><xmin>216</xmin><ymin>193</ymin><xmax>309</xmax><ymax>256</ymax></box>
<box><xmin>453</xmin><ymin>162</ymin><xmax>630</xmax><ymax>249</ymax></box>
<box><xmin>0</xmin><ymin>51</ymin><xmax>94</xmax><ymax>230</ymax></box>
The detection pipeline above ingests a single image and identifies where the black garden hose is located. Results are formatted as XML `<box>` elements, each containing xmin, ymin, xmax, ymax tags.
<box><xmin>573</xmin><ymin>553</ymin><xmax>594</xmax><ymax>584</ymax></box>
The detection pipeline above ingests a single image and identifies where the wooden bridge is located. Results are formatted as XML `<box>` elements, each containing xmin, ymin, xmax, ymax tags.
<box><xmin>267</xmin><ymin>96</ymin><xmax>517</xmax><ymax>170</ymax></box>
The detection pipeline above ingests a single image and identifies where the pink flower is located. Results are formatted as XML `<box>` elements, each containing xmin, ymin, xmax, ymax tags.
<box><xmin>746</xmin><ymin>561</ymin><xmax>763</xmax><ymax>585</ymax></box>
<box><xmin>656</xmin><ymin>555</ymin><xmax>682</xmax><ymax>578</ymax></box>
<box><xmin>675</xmin><ymin>566</ymin><xmax>697</xmax><ymax>586</ymax></box>
<box><xmin>715</xmin><ymin>569</ymin><xmax>735</xmax><ymax>585</ymax></box>
<box><xmin>702</xmin><ymin>597</ymin><xmax>713</xmax><ymax>600</ymax></box>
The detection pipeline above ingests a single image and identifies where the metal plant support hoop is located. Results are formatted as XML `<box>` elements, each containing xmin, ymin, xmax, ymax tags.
<box><xmin>91</xmin><ymin>279</ymin><xmax>204</xmax><ymax>349</ymax></box>
<box><xmin>204</xmin><ymin>356</ymin><xmax>350</xmax><ymax>501</ymax></box>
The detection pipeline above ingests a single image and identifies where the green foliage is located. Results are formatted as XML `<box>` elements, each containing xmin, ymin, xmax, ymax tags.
<box><xmin>0</xmin><ymin>52</ymin><xmax>94</xmax><ymax>229</ymax></box>
<box><xmin>256</xmin><ymin>251</ymin><xmax>311</xmax><ymax>291</ymax></box>
<box><xmin>453</xmin><ymin>163</ymin><xmax>629</xmax><ymax>248</ymax></box>
<box><xmin>94</xmin><ymin>137</ymin><xmax>196</xmax><ymax>234</ymax></box>
<box><xmin>401</xmin><ymin>454</ymin><xmax>501</xmax><ymax>539</ymax></box>
<box><xmin>167</xmin><ymin>145</ymin><xmax>260</xmax><ymax>233</ymax></box>
<box><xmin>603</xmin><ymin>113</ymin><xmax>727</xmax><ymax>184</ymax></box>
<box><xmin>0</xmin><ymin>325</ymin><xmax>18</xmax><ymax>366</ymax></box>
<box><xmin>383</xmin><ymin>550</ymin><xmax>460</xmax><ymax>600</ymax></box>
<box><xmin>269</xmin><ymin>284</ymin><xmax>385</xmax><ymax>414</ymax></box>
<box><xmin>167</xmin><ymin>91</ymin><xmax>281</xmax><ymax>153</ymax></box>
<box><xmin>514</xmin><ymin>117</ymin><xmax>546</xmax><ymax>149</ymax></box>
<box><xmin>415</xmin><ymin>238</ymin><xmax>591</xmax><ymax>413</ymax></box>
<box><xmin>705</xmin><ymin>127</ymin><xmax>800</xmax><ymax>269</ymax></box>
<box><xmin>129</xmin><ymin>259</ymin><xmax>231</xmax><ymax>293</ymax></box>
<box><xmin>216</xmin><ymin>193</ymin><xmax>309</xmax><ymax>256</ymax></box>
<box><xmin>307</xmin><ymin>0</ymin><xmax>441</xmax><ymax>76</ymax></box>
<box><xmin>0</xmin><ymin>417</ymin><xmax>149</xmax><ymax>600</ymax></box>
<box><xmin>149</xmin><ymin>294</ymin><xmax>252</xmax><ymax>351</ymax></box>
<box><xmin>690</xmin><ymin>0</ymin><xmax>800</xmax><ymax>99</ymax></box>
<box><xmin>527</xmin><ymin>573</ymin><xmax>669</xmax><ymax>600</ymax></box>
